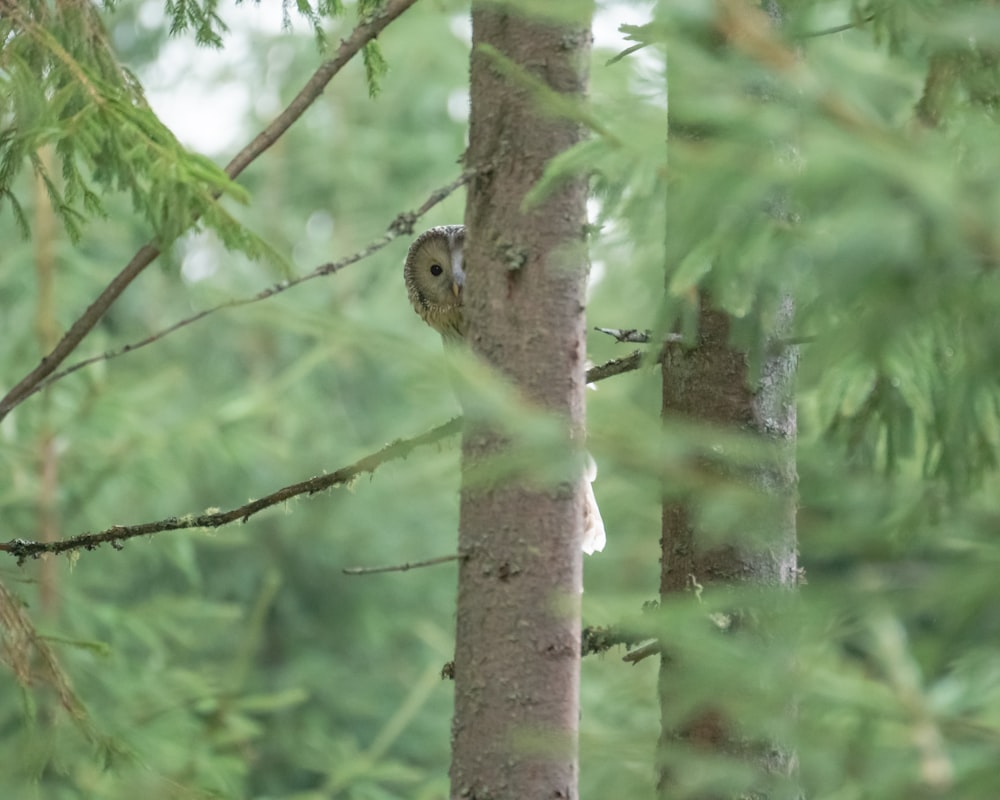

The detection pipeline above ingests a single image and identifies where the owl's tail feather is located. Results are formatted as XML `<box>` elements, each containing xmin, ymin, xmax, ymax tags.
<box><xmin>582</xmin><ymin>455</ymin><xmax>606</xmax><ymax>555</ymax></box>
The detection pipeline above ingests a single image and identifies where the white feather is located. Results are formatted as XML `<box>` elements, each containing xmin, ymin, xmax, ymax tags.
<box><xmin>581</xmin><ymin>454</ymin><xmax>606</xmax><ymax>555</ymax></box>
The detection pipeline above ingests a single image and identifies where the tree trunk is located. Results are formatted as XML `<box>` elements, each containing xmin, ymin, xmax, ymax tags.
<box><xmin>658</xmin><ymin>300</ymin><xmax>798</xmax><ymax>799</ymax></box>
<box><xmin>657</xmin><ymin>2</ymin><xmax>797</xmax><ymax>794</ymax></box>
<box><xmin>450</xmin><ymin>4</ymin><xmax>593</xmax><ymax>799</ymax></box>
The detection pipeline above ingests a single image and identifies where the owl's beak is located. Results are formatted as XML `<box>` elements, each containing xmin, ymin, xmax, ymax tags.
<box><xmin>451</xmin><ymin>260</ymin><xmax>465</xmax><ymax>298</ymax></box>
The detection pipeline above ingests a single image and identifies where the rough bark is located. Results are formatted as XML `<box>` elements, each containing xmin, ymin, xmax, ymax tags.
<box><xmin>657</xmin><ymin>2</ymin><xmax>798</xmax><ymax>794</ymax></box>
<box><xmin>451</xmin><ymin>4</ymin><xmax>592</xmax><ymax>799</ymax></box>
<box><xmin>658</xmin><ymin>300</ymin><xmax>798</xmax><ymax>799</ymax></box>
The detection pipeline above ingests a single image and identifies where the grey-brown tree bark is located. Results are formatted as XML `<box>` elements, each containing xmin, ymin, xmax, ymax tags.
<box><xmin>657</xmin><ymin>3</ymin><xmax>798</xmax><ymax>795</ymax></box>
<box><xmin>451</xmin><ymin>3</ymin><xmax>593</xmax><ymax>799</ymax></box>
<box><xmin>658</xmin><ymin>304</ymin><xmax>798</xmax><ymax>800</ymax></box>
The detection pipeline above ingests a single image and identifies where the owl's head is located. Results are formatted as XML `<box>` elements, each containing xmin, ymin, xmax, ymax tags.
<box><xmin>404</xmin><ymin>224</ymin><xmax>467</xmax><ymax>339</ymax></box>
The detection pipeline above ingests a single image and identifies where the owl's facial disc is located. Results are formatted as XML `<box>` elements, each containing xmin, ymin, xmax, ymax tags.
<box><xmin>403</xmin><ymin>225</ymin><xmax>468</xmax><ymax>336</ymax></box>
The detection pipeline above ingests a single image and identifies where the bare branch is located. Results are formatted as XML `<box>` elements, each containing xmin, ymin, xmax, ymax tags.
<box><xmin>621</xmin><ymin>639</ymin><xmax>661</xmax><ymax>664</ymax></box>
<box><xmin>798</xmin><ymin>14</ymin><xmax>874</xmax><ymax>39</ymax></box>
<box><xmin>343</xmin><ymin>553</ymin><xmax>463</xmax><ymax>575</ymax></box>
<box><xmin>586</xmin><ymin>350</ymin><xmax>643</xmax><ymax>383</ymax></box>
<box><xmin>594</xmin><ymin>327</ymin><xmax>688</xmax><ymax>345</ymax></box>
<box><xmin>594</xmin><ymin>326</ymin><xmax>810</xmax><ymax>352</ymax></box>
<box><xmin>28</xmin><ymin>169</ymin><xmax>475</xmax><ymax>399</ymax></box>
<box><xmin>606</xmin><ymin>41</ymin><xmax>651</xmax><ymax>66</ymax></box>
<box><xmin>0</xmin><ymin>0</ymin><xmax>422</xmax><ymax>423</ymax></box>
<box><xmin>581</xmin><ymin>624</ymin><xmax>652</xmax><ymax>657</ymax></box>
<box><xmin>581</xmin><ymin>624</ymin><xmax>661</xmax><ymax>665</ymax></box>
<box><xmin>595</xmin><ymin>326</ymin><xmax>651</xmax><ymax>343</ymax></box>
<box><xmin>221</xmin><ymin>0</ymin><xmax>419</xmax><ymax>180</ymax></box>
<box><xmin>0</xmin><ymin>348</ymin><xmax>642</xmax><ymax>564</ymax></box>
<box><xmin>0</xmin><ymin>417</ymin><xmax>461</xmax><ymax>564</ymax></box>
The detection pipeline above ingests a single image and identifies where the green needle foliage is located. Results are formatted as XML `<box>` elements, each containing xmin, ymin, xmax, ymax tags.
<box><xmin>1</xmin><ymin>1</ymin><xmax>250</xmax><ymax>246</ymax></box>
<box><xmin>0</xmin><ymin>0</ymin><xmax>386</xmax><ymax>249</ymax></box>
<box><xmin>578</xmin><ymin>2</ymin><xmax>1000</xmax><ymax>797</ymax></box>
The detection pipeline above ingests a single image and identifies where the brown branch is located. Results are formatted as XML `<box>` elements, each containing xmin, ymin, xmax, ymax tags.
<box><xmin>0</xmin><ymin>0</ymin><xmax>421</xmax><ymax>423</ymax></box>
<box><xmin>343</xmin><ymin>553</ymin><xmax>463</xmax><ymax>575</ymax></box>
<box><xmin>586</xmin><ymin>350</ymin><xmax>643</xmax><ymax>383</ymax></box>
<box><xmin>0</xmin><ymin>416</ymin><xmax>461</xmax><ymax>564</ymax></box>
<box><xmin>582</xmin><ymin>600</ymin><xmax>662</xmax><ymax>661</ymax></box>
<box><xmin>797</xmin><ymin>14</ymin><xmax>874</xmax><ymax>39</ymax></box>
<box><xmin>914</xmin><ymin>52</ymin><xmax>959</xmax><ymax>129</ymax></box>
<box><xmin>594</xmin><ymin>327</ymin><xmax>688</xmax><ymax>346</ymax></box>
<box><xmin>594</xmin><ymin>326</ymin><xmax>811</xmax><ymax>351</ymax></box>
<box><xmin>605</xmin><ymin>18</ymin><xmax>849</xmax><ymax>67</ymax></box>
<box><xmin>581</xmin><ymin>624</ymin><xmax>653</xmax><ymax>657</ymax></box>
<box><xmin>0</xmin><ymin>351</ymin><xmax>641</xmax><ymax>564</ymax></box>
<box><xmin>221</xmin><ymin>0</ymin><xmax>418</xmax><ymax>180</ymax></box>
<box><xmin>621</xmin><ymin>639</ymin><xmax>661</xmax><ymax>664</ymax></box>
<box><xmin>27</xmin><ymin>169</ymin><xmax>474</xmax><ymax>400</ymax></box>
<box><xmin>594</xmin><ymin>326</ymin><xmax>652</xmax><ymax>343</ymax></box>
<box><xmin>606</xmin><ymin>41</ymin><xmax>651</xmax><ymax>66</ymax></box>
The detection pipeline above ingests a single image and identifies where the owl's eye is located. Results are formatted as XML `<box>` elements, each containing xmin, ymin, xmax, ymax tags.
<box><xmin>430</xmin><ymin>264</ymin><xmax>444</xmax><ymax>277</ymax></box>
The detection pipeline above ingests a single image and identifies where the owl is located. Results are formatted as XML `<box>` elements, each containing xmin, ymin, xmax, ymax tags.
<box><xmin>403</xmin><ymin>224</ymin><xmax>467</xmax><ymax>341</ymax></box>
<box><xmin>404</xmin><ymin>225</ymin><xmax>606</xmax><ymax>554</ymax></box>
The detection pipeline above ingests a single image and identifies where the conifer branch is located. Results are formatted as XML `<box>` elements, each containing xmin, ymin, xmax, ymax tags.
<box><xmin>0</xmin><ymin>351</ymin><xmax>640</xmax><ymax>564</ymax></box>
<box><xmin>580</xmin><ymin>624</ymin><xmax>653</xmax><ymax>657</ymax></box>
<box><xmin>595</xmin><ymin>326</ymin><xmax>653</xmax><ymax>343</ymax></box>
<box><xmin>0</xmin><ymin>580</ymin><xmax>92</xmax><ymax>731</ymax></box>
<box><xmin>798</xmin><ymin>14</ymin><xmax>875</xmax><ymax>39</ymax></box>
<box><xmin>26</xmin><ymin>168</ymin><xmax>474</xmax><ymax>400</ymax></box>
<box><xmin>621</xmin><ymin>640</ymin><xmax>662</xmax><ymax>664</ymax></box>
<box><xmin>223</xmin><ymin>0</ymin><xmax>420</xmax><ymax>179</ymax></box>
<box><xmin>0</xmin><ymin>0</ymin><xmax>421</xmax><ymax>423</ymax></box>
<box><xmin>605</xmin><ymin>41</ymin><xmax>651</xmax><ymax>66</ymax></box>
<box><xmin>343</xmin><ymin>553</ymin><xmax>463</xmax><ymax>575</ymax></box>
<box><xmin>593</xmin><ymin>326</ymin><xmax>810</xmax><ymax>351</ymax></box>
<box><xmin>595</xmin><ymin>327</ymin><xmax>685</xmax><ymax>345</ymax></box>
<box><xmin>585</xmin><ymin>352</ymin><xmax>644</xmax><ymax>383</ymax></box>
<box><xmin>585</xmin><ymin>350</ymin><xmax>643</xmax><ymax>383</ymax></box>
<box><xmin>0</xmin><ymin>416</ymin><xmax>461</xmax><ymax>564</ymax></box>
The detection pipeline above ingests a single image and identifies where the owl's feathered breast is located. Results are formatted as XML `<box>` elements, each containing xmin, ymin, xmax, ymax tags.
<box><xmin>415</xmin><ymin>300</ymin><xmax>466</xmax><ymax>340</ymax></box>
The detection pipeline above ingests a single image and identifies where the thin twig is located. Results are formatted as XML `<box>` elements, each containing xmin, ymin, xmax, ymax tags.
<box><xmin>594</xmin><ymin>327</ymin><xmax>652</xmax><ymax>343</ymax></box>
<box><xmin>0</xmin><ymin>0</ymin><xmax>421</xmax><ymax>423</ymax></box>
<box><xmin>606</xmin><ymin>41</ymin><xmax>651</xmax><ymax>66</ymax></box>
<box><xmin>28</xmin><ymin>169</ymin><xmax>474</xmax><ymax>399</ymax></box>
<box><xmin>343</xmin><ymin>553</ymin><xmax>462</xmax><ymax>575</ymax></box>
<box><xmin>798</xmin><ymin>14</ymin><xmax>875</xmax><ymax>39</ymax></box>
<box><xmin>594</xmin><ymin>326</ymin><xmax>811</xmax><ymax>351</ymax></box>
<box><xmin>594</xmin><ymin>327</ymin><xmax>687</xmax><ymax>345</ymax></box>
<box><xmin>0</xmin><ymin>417</ymin><xmax>462</xmax><ymax>563</ymax></box>
<box><xmin>604</xmin><ymin>13</ymin><xmax>875</xmax><ymax>64</ymax></box>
